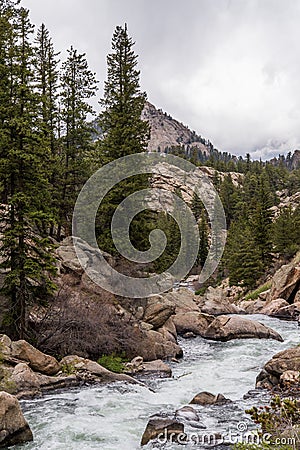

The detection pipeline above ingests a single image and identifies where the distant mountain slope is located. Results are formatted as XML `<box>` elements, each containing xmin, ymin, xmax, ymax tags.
<box><xmin>93</xmin><ymin>101</ymin><xmax>300</xmax><ymax>169</ymax></box>
<box><xmin>141</xmin><ymin>101</ymin><xmax>210</xmax><ymax>154</ymax></box>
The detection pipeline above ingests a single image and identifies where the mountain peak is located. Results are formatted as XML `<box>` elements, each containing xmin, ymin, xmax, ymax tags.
<box><xmin>142</xmin><ymin>101</ymin><xmax>211</xmax><ymax>156</ymax></box>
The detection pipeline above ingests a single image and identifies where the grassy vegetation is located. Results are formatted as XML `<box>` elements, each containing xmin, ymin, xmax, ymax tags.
<box><xmin>244</xmin><ymin>281</ymin><xmax>272</xmax><ymax>301</ymax></box>
<box><xmin>61</xmin><ymin>363</ymin><xmax>76</xmax><ymax>375</ymax></box>
<box><xmin>98</xmin><ymin>354</ymin><xmax>128</xmax><ymax>374</ymax></box>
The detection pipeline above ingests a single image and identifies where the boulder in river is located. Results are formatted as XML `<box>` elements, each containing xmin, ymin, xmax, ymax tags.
<box><xmin>204</xmin><ymin>315</ymin><xmax>283</xmax><ymax>342</ymax></box>
<box><xmin>190</xmin><ymin>391</ymin><xmax>231</xmax><ymax>406</ymax></box>
<box><xmin>256</xmin><ymin>346</ymin><xmax>300</xmax><ymax>389</ymax></box>
<box><xmin>141</xmin><ymin>418</ymin><xmax>185</xmax><ymax>446</ymax></box>
<box><xmin>134</xmin><ymin>329</ymin><xmax>183</xmax><ymax>361</ymax></box>
<box><xmin>173</xmin><ymin>311</ymin><xmax>214</xmax><ymax>336</ymax></box>
<box><xmin>0</xmin><ymin>392</ymin><xmax>33</xmax><ymax>447</ymax></box>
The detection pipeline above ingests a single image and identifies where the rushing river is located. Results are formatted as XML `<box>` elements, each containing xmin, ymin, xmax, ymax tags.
<box><xmin>16</xmin><ymin>315</ymin><xmax>299</xmax><ymax>450</ymax></box>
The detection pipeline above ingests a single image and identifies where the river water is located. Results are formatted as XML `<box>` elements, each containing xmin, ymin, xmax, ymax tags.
<box><xmin>16</xmin><ymin>315</ymin><xmax>299</xmax><ymax>450</ymax></box>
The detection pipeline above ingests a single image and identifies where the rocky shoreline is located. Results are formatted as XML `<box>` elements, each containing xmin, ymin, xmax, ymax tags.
<box><xmin>0</xmin><ymin>243</ymin><xmax>299</xmax><ymax>447</ymax></box>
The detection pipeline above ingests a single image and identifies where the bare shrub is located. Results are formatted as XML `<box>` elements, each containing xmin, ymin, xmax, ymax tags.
<box><xmin>30</xmin><ymin>288</ymin><xmax>143</xmax><ymax>361</ymax></box>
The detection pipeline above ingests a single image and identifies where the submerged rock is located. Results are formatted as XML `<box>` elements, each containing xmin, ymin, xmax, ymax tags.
<box><xmin>204</xmin><ymin>316</ymin><xmax>283</xmax><ymax>342</ymax></box>
<box><xmin>0</xmin><ymin>392</ymin><xmax>33</xmax><ymax>447</ymax></box>
<box><xmin>175</xmin><ymin>406</ymin><xmax>206</xmax><ymax>429</ymax></box>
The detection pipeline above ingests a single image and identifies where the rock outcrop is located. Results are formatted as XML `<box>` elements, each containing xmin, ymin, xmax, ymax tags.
<box><xmin>266</xmin><ymin>254</ymin><xmax>300</xmax><ymax>304</ymax></box>
<box><xmin>124</xmin><ymin>356</ymin><xmax>172</xmax><ymax>378</ymax></box>
<box><xmin>142</xmin><ymin>101</ymin><xmax>210</xmax><ymax>156</ymax></box>
<box><xmin>197</xmin><ymin>285</ymin><xmax>241</xmax><ymax>315</ymax></box>
<box><xmin>204</xmin><ymin>316</ymin><xmax>283</xmax><ymax>342</ymax></box>
<box><xmin>0</xmin><ymin>334</ymin><xmax>139</xmax><ymax>399</ymax></box>
<box><xmin>256</xmin><ymin>346</ymin><xmax>300</xmax><ymax>389</ymax></box>
<box><xmin>52</xmin><ymin>238</ymin><xmax>184</xmax><ymax>362</ymax></box>
<box><xmin>260</xmin><ymin>298</ymin><xmax>290</xmax><ymax>316</ymax></box>
<box><xmin>0</xmin><ymin>392</ymin><xmax>33</xmax><ymax>447</ymax></box>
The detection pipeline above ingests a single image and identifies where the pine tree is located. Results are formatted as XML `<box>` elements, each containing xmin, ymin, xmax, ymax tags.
<box><xmin>219</xmin><ymin>174</ymin><xmax>239</xmax><ymax>226</ymax></box>
<box><xmin>33</xmin><ymin>23</ymin><xmax>60</xmax><ymax>234</ymax></box>
<box><xmin>197</xmin><ymin>210</ymin><xmax>209</xmax><ymax>267</ymax></box>
<box><xmin>273</xmin><ymin>206</ymin><xmax>300</xmax><ymax>258</ymax></box>
<box><xmin>191</xmin><ymin>191</ymin><xmax>203</xmax><ymax>221</ymax></box>
<box><xmin>58</xmin><ymin>46</ymin><xmax>98</xmax><ymax>238</ymax></box>
<box><xmin>34</xmin><ymin>23</ymin><xmax>59</xmax><ymax>155</ymax></box>
<box><xmin>97</xmin><ymin>24</ymin><xmax>150</xmax><ymax>254</ymax></box>
<box><xmin>0</xmin><ymin>7</ymin><xmax>56</xmax><ymax>339</ymax></box>
<box><xmin>225</xmin><ymin>219</ymin><xmax>263</xmax><ymax>288</ymax></box>
<box><xmin>249</xmin><ymin>173</ymin><xmax>273</xmax><ymax>266</ymax></box>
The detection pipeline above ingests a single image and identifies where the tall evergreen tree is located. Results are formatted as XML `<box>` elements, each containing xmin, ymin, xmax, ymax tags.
<box><xmin>33</xmin><ymin>23</ymin><xmax>60</xmax><ymax>234</ymax></box>
<box><xmin>249</xmin><ymin>173</ymin><xmax>273</xmax><ymax>265</ymax></box>
<box><xmin>197</xmin><ymin>210</ymin><xmax>209</xmax><ymax>267</ymax></box>
<box><xmin>97</xmin><ymin>24</ymin><xmax>150</xmax><ymax>254</ymax></box>
<box><xmin>272</xmin><ymin>206</ymin><xmax>300</xmax><ymax>258</ymax></box>
<box><xmin>0</xmin><ymin>7</ymin><xmax>56</xmax><ymax>339</ymax></box>
<box><xmin>34</xmin><ymin>23</ymin><xmax>59</xmax><ymax>155</ymax></box>
<box><xmin>225</xmin><ymin>219</ymin><xmax>263</xmax><ymax>288</ymax></box>
<box><xmin>58</xmin><ymin>46</ymin><xmax>98</xmax><ymax>238</ymax></box>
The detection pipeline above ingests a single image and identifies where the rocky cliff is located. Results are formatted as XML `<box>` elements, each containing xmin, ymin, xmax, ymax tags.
<box><xmin>141</xmin><ymin>101</ymin><xmax>211</xmax><ymax>155</ymax></box>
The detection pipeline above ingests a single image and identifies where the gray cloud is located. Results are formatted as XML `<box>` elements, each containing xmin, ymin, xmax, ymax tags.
<box><xmin>22</xmin><ymin>0</ymin><xmax>300</xmax><ymax>159</ymax></box>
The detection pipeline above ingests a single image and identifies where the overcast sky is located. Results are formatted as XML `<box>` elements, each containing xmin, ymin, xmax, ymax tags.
<box><xmin>22</xmin><ymin>0</ymin><xmax>300</xmax><ymax>159</ymax></box>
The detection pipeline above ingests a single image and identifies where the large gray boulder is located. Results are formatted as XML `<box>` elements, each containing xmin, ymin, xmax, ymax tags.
<box><xmin>134</xmin><ymin>329</ymin><xmax>183</xmax><ymax>361</ymax></box>
<box><xmin>0</xmin><ymin>392</ymin><xmax>33</xmax><ymax>447</ymax></box>
<box><xmin>239</xmin><ymin>299</ymin><xmax>265</xmax><ymax>314</ymax></box>
<box><xmin>256</xmin><ymin>346</ymin><xmax>300</xmax><ymax>389</ymax></box>
<box><xmin>10</xmin><ymin>339</ymin><xmax>61</xmax><ymax>375</ymax></box>
<box><xmin>173</xmin><ymin>311</ymin><xmax>214</xmax><ymax>336</ymax></box>
<box><xmin>164</xmin><ymin>289</ymin><xmax>201</xmax><ymax>313</ymax></box>
<box><xmin>204</xmin><ymin>316</ymin><xmax>283</xmax><ymax>342</ymax></box>
<box><xmin>143</xmin><ymin>295</ymin><xmax>175</xmax><ymax>329</ymax></box>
